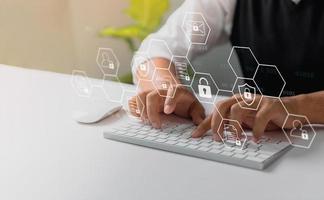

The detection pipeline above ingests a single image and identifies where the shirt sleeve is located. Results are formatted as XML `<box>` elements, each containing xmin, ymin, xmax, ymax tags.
<box><xmin>132</xmin><ymin>0</ymin><xmax>236</xmax><ymax>82</ymax></box>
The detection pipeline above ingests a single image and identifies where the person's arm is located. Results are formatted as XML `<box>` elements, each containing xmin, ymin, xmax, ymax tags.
<box><xmin>131</xmin><ymin>0</ymin><xmax>236</xmax><ymax>128</ymax></box>
<box><xmin>294</xmin><ymin>91</ymin><xmax>324</xmax><ymax>124</ymax></box>
<box><xmin>192</xmin><ymin>92</ymin><xmax>324</xmax><ymax>141</ymax></box>
<box><xmin>133</xmin><ymin>0</ymin><xmax>236</xmax><ymax>85</ymax></box>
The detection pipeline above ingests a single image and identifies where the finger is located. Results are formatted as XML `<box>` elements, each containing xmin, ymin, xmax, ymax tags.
<box><xmin>212</xmin><ymin>96</ymin><xmax>240</xmax><ymax>136</ymax></box>
<box><xmin>146</xmin><ymin>91</ymin><xmax>162</xmax><ymax>128</ymax></box>
<box><xmin>188</xmin><ymin>100</ymin><xmax>205</xmax><ymax>125</ymax></box>
<box><xmin>164</xmin><ymin>85</ymin><xmax>187</xmax><ymax>114</ymax></box>
<box><xmin>228</xmin><ymin>103</ymin><xmax>246</xmax><ymax>139</ymax></box>
<box><xmin>211</xmin><ymin>110</ymin><xmax>224</xmax><ymax>142</ymax></box>
<box><xmin>192</xmin><ymin>115</ymin><xmax>212</xmax><ymax>138</ymax></box>
<box><xmin>128</xmin><ymin>96</ymin><xmax>139</xmax><ymax>117</ymax></box>
<box><xmin>136</xmin><ymin>92</ymin><xmax>148</xmax><ymax>121</ymax></box>
<box><xmin>252</xmin><ymin>103</ymin><xmax>274</xmax><ymax>140</ymax></box>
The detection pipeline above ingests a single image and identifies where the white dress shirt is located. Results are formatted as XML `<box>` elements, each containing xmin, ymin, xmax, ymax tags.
<box><xmin>132</xmin><ymin>0</ymin><xmax>302</xmax><ymax>81</ymax></box>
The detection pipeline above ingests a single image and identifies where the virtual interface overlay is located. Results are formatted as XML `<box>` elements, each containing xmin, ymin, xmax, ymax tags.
<box><xmin>71</xmin><ymin>12</ymin><xmax>317</xmax><ymax>150</ymax></box>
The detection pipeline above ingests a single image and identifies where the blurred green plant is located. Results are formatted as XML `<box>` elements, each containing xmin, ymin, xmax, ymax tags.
<box><xmin>100</xmin><ymin>0</ymin><xmax>170</xmax><ymax>83</ymax></box>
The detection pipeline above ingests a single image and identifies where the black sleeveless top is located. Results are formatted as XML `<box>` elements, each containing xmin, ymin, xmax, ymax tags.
<box><xmin>230</xmin><ymin>0</ymin><xmax>324</xmax><ymax>96</ymax></box>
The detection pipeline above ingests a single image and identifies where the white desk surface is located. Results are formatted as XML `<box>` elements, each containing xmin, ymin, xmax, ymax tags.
<box><xmin>1</xmin><ymin>64</ymin><xmax>324</xmax><ymax>200</ymax></box>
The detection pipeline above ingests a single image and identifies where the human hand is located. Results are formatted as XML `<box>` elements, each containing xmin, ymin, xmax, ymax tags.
<box><xmin>131</xmin><ymin>85</ymin><xmax>205</xmax><ymax>129</ymax></box>
<box><xmin>130</xmin><ymin>57</ymin><xmax>205</xmax><ymax>128</ymax></box>
<box><xmin>192</xmin><ymin>95</ymin><xmax>300</xmax><ymax>141</ymax></box>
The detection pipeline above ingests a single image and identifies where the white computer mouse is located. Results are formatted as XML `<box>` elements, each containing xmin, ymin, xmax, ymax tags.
<box><xmin>73</xmin><ymin>104</ymin><xmax>122</xmax><ymax>124</ymax></box>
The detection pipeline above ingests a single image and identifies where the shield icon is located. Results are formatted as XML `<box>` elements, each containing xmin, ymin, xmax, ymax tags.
<box><xmin>238</xmin><ymin>83</ymin><xmax>256</xmax><ymax>106</ymax></box>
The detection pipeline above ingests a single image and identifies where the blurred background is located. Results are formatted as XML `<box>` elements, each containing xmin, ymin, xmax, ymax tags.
<box><xmin>0</xmin><ymin>0</ymin><xmax>237</xmax><ymax>86</ymax></box>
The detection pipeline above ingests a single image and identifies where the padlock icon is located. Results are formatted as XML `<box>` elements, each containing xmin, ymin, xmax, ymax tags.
<box><xmin>243</xmin><ymin>88</ymin><xmax>252</xmax><ymax>100</ymax></box>
<box><xmin>198</xmin><ymin>77</ymin><xmax>212</xmax><ymax>99</ymax></box>
<box><xmin>235</xmin><ymin>139</ymin><xmax>242</xmax><ymax>146</ymax></box>
<box><xmin>193</xmin><ymin>25</ymin><xmax>199</xmax><ymax>32</ymax></box>
<box><xmin>162</xmin><ymin>83</ymin><xmax>168</xmax><ymax>89</ymax></box>
<box><xmin>108</xmin><ymin>61</ymin><xmax>115</xmax><ymax>69</ymax></box>
<box><xmin>301</xmin><ymin>130</ymin><xmax>309</xmax><ymax>140</ymax></box>
<box><xmin>140</xmin><ymin>63</ymin><xmax>147</xmax><ymax>71</ymax></box>
<box><xmin>101</xmin><ymin>53</ymin><xmax>115</xmax><ymax>70</ymax></box>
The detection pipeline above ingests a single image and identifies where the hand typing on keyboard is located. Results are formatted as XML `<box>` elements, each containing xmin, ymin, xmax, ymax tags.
<box><xmin>133</xmin><ymin>58</ymin><xmax>305</xmax><ymax>143</ymax></box>
<box><xmin>133</xmin><ymin>58</ymin><xmax>205</xmax><ymax>129</ymax></box>
<box><xmin>191</xmin><ymin>95</ymin><xmax>301</xmax><ymax>142</ymax></box>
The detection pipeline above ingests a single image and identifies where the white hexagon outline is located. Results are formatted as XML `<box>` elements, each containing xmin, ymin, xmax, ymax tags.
<box><xmin>96</xmin><ymin>47</ymin><xmax>120</xmax><ymax>77</ymax></box>
<box><xmin>228</xmin><ymin>46</ymin><xmax>260</xmax><ymax>79</ymax></box>
<box><xmin>121</xmin><ymin>89</ymin><xmax>145</xmax><ymax>119</ymax></box>
<box><xmin>253</xmin><ymin>64</ymin><xmax>286</xmax><ymax>98</ymax></box>
<box><xmin>171</xmin><ymin>55</ymin><xmax>196</xmax><ymax>86</ymax></box>
<box><xmin>217</xmin><ymin>118</ymin><xmax>248</xmax><ymax>150</ymax></box>
<box><xmin>190</xmin><ymin>72</ymin><xmax>219</xmax><ymax>104</ymax></box>
<box><xmin>146</xmin><ymin>39</ymin><xmax>173</xmax><ymax>70</ymax></box>
<box><xmin>131</xmin><ymin>52</ymin><xmax>156</xmax><ymax>82</ymax></box>
<box><xmin>99</xmin><ymin>75</ymin><xmax>125</xmax><ymax>103</ymax></box>
<box><xmin>71</xmin><ymin>70</ymin><xmax>93</xmax><ymax>98</ymax></box>
<box><xmin>232</xmin><ymin>77</ymin><xmax>263</xmax><ymax>111</ymax></box>
<box><xmin>152</xmin><ymin>67</ymin><xmax>179</xmax><ymax>99</ymax></box>
<box><xmin>282</xmin><ymin>114</ymin><xmax>316</xmax><ymax>149</ymax></box>
<box><xmin>181</xmin><ymin>12</ymin><xmax>211</xmax><ymax>45</ymax></box>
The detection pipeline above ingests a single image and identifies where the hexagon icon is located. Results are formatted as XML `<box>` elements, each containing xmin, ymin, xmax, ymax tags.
<box><xmin>217</xmin><ymin>119</ymin><xmax>248</xmax><ymax>150</ymax></box>
<box><xmin>181</xmin><ymin>12</ymin><xmax>211</xmax><ymax>45</ymax></box>
<box><xmin>171</xmin><ymin>56</ymin><xmax>195</xmax><ymax>86</ymax></box>
<box><xmin>254</xmin><ymin>64</ymin><xmax>286</xmax><ymax>97</ymax></box>
<box><xmin>232</xmin><ymin>77</ymin><xmax>263</xmax><ymax>110</ymax></box>
<box><xmin>71</xmin><ymin>70</ymin><xmax>93</xmax><ymax>98</ymax></box>
<box><xmin>147</xmin><ymin>39</ymin><xmax>173</xmax><ymax>69</ymax></box>
<box><xmin>121</xmin><ymin>89</ymin><xmax>145</xmax><ymax>119</ymax></box>
<box><xmin>96</xmin><ymin>48</ymin><xmax>119</xmax><ymax>76</ymax></box>
<box><xmin>132</xmin><ymin>53</ymin><xmax>155</xmax><ymax>81</ymax></box>
<box><xmin>282</xmin><ymin>114</ymin><xmax>316</xmax><ymax>149</ymax></box>
<box><xmin>191</xmin><ymin>72</ymin><xmax>219</xmax><ymax>104</ymax></box>
<box><xmin>152</xmin><ymin>68</ymin><xmax>178</xmax><ymax>98</ymax></box>
<box><xmin>228</xmin><ymin>46</ymin><xmax>259</xmax><ymax>79</ymax></box>
<box><xmin>101</xmin><ymin>75</ymin><xmax>124</xmax><ymax>103</ymax></box>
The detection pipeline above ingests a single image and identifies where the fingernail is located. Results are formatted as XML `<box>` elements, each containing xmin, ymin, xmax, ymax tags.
<box><xmin>191</xmin><ymin>131</ymin><xmax>198</xmax><ymax>138</ymax></box>
<box><xmin>252</xmin><ymin>137</ymin><xmax>259</xmax><ymax>143</ymax></box>
<box><xmin>152</xmin><ymin>122</ymin><xmax>160</xmax><ymax>129</ymax></box>
<box><xmin>164</xmin><ymin>105</ymin><xmax>172</xmax><ymax>114</ymax></box>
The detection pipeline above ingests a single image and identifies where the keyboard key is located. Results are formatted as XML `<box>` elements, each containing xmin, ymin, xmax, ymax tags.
<box><xmin>145</xmin><ymin>136</ymin><xmax>156</xmax><ymax>141</ymax></box>
<box><xmin>188</xmin><ymin>140</ymin><xmax>201</xmax><ymax>145</ymax></box>
<box><xmin>209</xmin><ymin>149</ymin><xmax>223</xmax><ymax>154</ymax></box>
<box><xmin>178</xmin><ymin>138</ymin><xmax>189</xmax><ymax>143</ymax></box>
<box><xmin>187</xmin><ymin>144</ymin><xmax>199</xmax><ymax>150</ymax></box>
<box><xmin>199</xmin><ymin>142</ymin><xmax>212</xmax><ymax>147</ymax></box>
<box><xmin>125</xmin><ymin>133</ymin><xmax>137</xmax><ymax>137</ymax></box>
<box><xmin>246</xmin><ymin>152</ymin><xmax>259</xmax><ymax>157</ymax></box>
<box><xmin>166</xmin><ymin>140</ymin><xmax>178</xmax><ymax>145</ymax></box>
<box><xmin>135</xmin><ymin>135</ymin><xmax>146</xmax><ymax>139</ymax></box>
<box><xmin>176</xmin><ymin>142</ymin><xmax>188</xmax><ymax>147</ymax></box>
<box><xmin>198</xmin><ymin>147</ymin><xmax>211</xmax><ymax>152</ymax></box>
<box><xmin>257</xmin><ymin>154</ymin><xmax>272</xmax><ymax>159</ymax></box>
<box><xmin>223</xmin><ymin>147</ymin><xmax>235</xmax><ymax>152</ymax></box>
<box><xmin>246</xmin><ymin>156</ymin><xmax>264</xmax><ymax>163</ymax></box>
<box><xmin>155</xmin><ymin>138</ymin><xmax>167</xmax><ymax>143</ymax></box>
<box><xmin>221</xmin><ymin>151</ymin><xmax>234</xmax><ymax>157</ymax></box>
<box><xmin>157</xmin><ymin>134</ymin><xmax>168</xmax><ymax>139</ymax></box>
<box><xmin>234</xmin><ymin>149</ymin><xmax>247</xmax><ymax>154</ymax></box>
<box><xmin>233</xmin><ymin>154</ymin><xmax>246</xmax><ymax>159</ymax></box>
<box><xmin>168</xmin><ymin>136</ymin><xmax>178</xmax><ymax>141</ymax></box>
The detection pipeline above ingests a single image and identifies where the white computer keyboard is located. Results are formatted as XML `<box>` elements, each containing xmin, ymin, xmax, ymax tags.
<box><xmin>104</xmin><ymin>115</ymin><xmax>292</xmax><ymax>170</ymax></box>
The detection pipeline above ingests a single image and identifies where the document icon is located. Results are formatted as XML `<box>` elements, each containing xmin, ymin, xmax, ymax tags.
<box><xmin>186</xmin><ymin>20</ymin><xmax>206</xmax><ymax>36</ymax></box>
<box><xmin>175</xmin><ymin>62</ymin><xmax>190</xmax><ymax>82</ymax></box>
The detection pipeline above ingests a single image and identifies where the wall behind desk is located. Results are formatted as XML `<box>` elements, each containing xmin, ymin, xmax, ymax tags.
<box><xmin>0</xmin><ymin>0</ymin><xmax>239</xmax><ymax>85</ymax></box>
